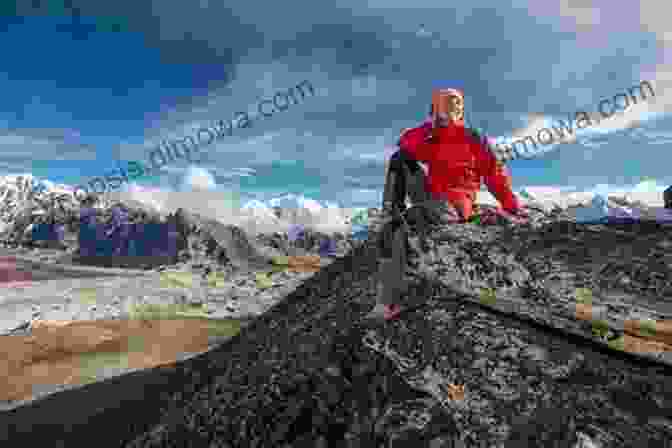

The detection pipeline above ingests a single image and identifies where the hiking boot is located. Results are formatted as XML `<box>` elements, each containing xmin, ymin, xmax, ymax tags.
<box><xmin>365</xmin><ymin>303</ymin><xmax>403</xmax><ymax>321</ymax></box>
<box><xmin>366</xmin><ymin>263</ymin><xmax>407</xmax><ymax>322</ymax></box>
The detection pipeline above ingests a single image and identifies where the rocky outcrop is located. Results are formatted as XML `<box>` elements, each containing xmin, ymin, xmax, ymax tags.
<box><xmin>120</xmin><ymin>219</ymin><xmax>672</xmax><ymax>447</ymax></box>
<box><xmin>0</xmin><ymin>175</ymin><xmax>85</xmax><ymax>245</ymax></box>
<box><xmin>4</xmin><ymin>215</ymin><xmax>672</xmax><ymax>447</ymax></box>
<box><xmin>172</xmin><ymin>208</ymin><xmax>273</xmax><ymax>271</ymax></box>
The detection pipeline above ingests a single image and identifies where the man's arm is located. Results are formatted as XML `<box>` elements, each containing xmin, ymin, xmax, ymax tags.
<box><xmin>398</xmin><ymin>123</ymin><xmax>434</xmax><ymax>163</ymax></box>
<box><xmin>471</xmin><ymin>132</ymin><xmax>521</xmax><ymax>213</ymax></box>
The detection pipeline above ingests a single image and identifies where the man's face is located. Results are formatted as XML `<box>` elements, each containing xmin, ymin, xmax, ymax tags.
<box><xmin>432</xmin><ymin>92</ymin><xmax>464</xmax><ymax>127</ymax></box>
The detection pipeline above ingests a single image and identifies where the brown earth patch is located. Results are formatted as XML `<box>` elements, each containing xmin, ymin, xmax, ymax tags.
<box><xmin>1</xmin><ymin>317</ymin><xmax>241</xmax><ymax>404</ymax></box>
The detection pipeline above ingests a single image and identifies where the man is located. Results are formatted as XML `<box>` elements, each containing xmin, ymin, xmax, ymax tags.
<box><xmin>367</xmin><ymin>87</ymin><xmax>528</xmax><ymax>321</ymax></box>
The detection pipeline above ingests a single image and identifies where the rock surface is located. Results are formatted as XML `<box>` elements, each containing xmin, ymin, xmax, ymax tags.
<box><xmin>4</xmin><ymin>217</ymin><xmax>672</xmax><ymax>447</ymax></box>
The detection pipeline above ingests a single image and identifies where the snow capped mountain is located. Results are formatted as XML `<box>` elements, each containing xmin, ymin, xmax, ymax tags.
<box><xmin>0</xmin><ymin>171</ymin><xmax>670</xmax><ymax>238</ymax></box>
<box><xmin>267</xmin><ymin>193</ymin><xmax>323</xmax><ymax>213</ymax></box>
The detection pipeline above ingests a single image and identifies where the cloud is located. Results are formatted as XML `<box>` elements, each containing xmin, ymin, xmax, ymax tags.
<box><xmin>154</xmin><ymin>165</ymin><xmax>186</xmax><ymax>174</ymax></box>
<box><xmin>0</xmin><ymin>129</ymin><xmax>100</xmax><ymax>165</ymax></box>
<box><xmin>492</xmin><ymin>77</ymin><xmax>663</xmax><ymax>159</ymax></box>
<box><xmin>180</xmin><ymin>165</ymin><xmax>217</xmax><ymax>192</ymax></box>
<box><xmin>4</xmin><ymin>0</ymin><xmax>672</xmax><ymax>200</ymax></box>
<box><xmin>481</xmin><ymin>0</ymin><xmax>667</xmax><ymax>172</ymax></box>
<box><xmin>509</xmin><ymin>113</ymin><xmax>578</xmax><ymax>147</ymax></box>
<box><xmin>540</xmin><ymin>0</ymin><xmax>672</xmax><ymax>118</ymax></box>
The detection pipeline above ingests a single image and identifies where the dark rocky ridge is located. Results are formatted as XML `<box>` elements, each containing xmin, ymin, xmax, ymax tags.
<box><xmin>3</xmin><ymin>217</ymin><xmax>672</xmax><ymax>446</ymax></box>
<box><xmin>402</xmin><ymin>216</ymin><xmax>672</xmax><ymax>366</ymax></box>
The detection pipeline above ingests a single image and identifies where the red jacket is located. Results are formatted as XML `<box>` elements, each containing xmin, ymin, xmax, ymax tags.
<box><xmin>398</xmin><ymin>121</ymin><xmax>520</xmax><ymax>219</ymax></box>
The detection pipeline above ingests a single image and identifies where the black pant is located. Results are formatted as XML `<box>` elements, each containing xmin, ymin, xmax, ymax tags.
<box><xmin>382</xmin><ymin>150</ymin><xmax>430</xmax><ymax>212</ymax></box>
<box><xmin>376</xmin><ymin>151</ymin><xmax>460</xmax><ymax>305</ymax></box>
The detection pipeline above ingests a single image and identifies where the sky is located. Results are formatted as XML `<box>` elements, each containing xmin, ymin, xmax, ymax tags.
<box><xmin>0</xmin><ymin>0</ymin><xmax>670</xmax><ymax>208</ymax></box>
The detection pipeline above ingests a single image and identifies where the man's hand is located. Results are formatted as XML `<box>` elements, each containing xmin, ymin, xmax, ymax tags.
<box><xmin>479</xmin><ymin>206</ymin><xmax>529</xmax><ymax>225</ymax></box>
<box><xmin>501</xmin><ymin>207</ymin><xmax>530</xmax><ymax>225</ymax></box>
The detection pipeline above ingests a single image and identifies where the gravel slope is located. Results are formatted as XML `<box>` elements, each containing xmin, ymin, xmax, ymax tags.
<box><xmin>3</xmin><ymin>219</ymin><xmax>672</xmax><ymax>447</ymax></box>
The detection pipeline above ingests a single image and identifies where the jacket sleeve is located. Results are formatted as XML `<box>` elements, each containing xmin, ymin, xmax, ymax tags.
<box><xmin>398</xmin><ymin>123</ymin><xmax>434</xmax><ymax>163</ymax></box>
<box><xmin>473</xmin><ymin>136</ymin><xmax>521</xmax><ymax>212</ymax></box>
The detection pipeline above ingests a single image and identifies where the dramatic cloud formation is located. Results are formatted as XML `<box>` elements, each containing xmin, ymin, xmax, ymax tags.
<box><xmin>0</xmin><ymin>0</ymin><xmax>669</xmax><ymax>204</ymax></box>
<box><xmin>180</xmin><ymin>166</ymin><xmax>217</xmax><ymax>192</ymax></box>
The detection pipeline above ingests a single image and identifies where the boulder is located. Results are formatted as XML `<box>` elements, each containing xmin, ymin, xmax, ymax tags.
<box><xmin>30</xmin><ymin>223</ymin><xmax>65</xmax><ymax>249</ymax></box>
<box><xmin>287</xmin><ymin>224</ymin><xmax>305</xmax><ymax>243</ymax></box>
<box><xmin>318</xmin><ymin>237</ymin><xmax>338</xmax><ymax>257</ymax></box>
<box><xmin>571</xmin><ymin>194</ymin><xmax>610</xmax><ymax>223</ymax></box>
<box><xmin>177</xmin><ymin>209</ymin><xmax>271</xmax><ymax>270</ymax></box>
<box><xmin>168</xmin><ymin>208</ymin><xmax>190</xmax><ymax>254</ymax></box>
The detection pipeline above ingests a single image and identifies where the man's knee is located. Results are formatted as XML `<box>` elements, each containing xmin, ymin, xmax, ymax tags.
<box><xmin>384</xmin><ymin>151</ymin><xmax>409</xmax><ymax>206</ymax></box>
<box><xmin>390</xmin><ymin>150</ymin><xmax>421</xmax><ymax>173</ymax></box>
<box><xmin>388</xmin><ymin>150</ymin><xmax>405</xmax><ymax>172</ymax></box>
